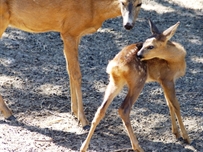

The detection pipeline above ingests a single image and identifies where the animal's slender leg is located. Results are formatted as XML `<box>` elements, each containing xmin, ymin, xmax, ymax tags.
<box><xmin>118</xmin><ymin>81</ymin><xmax>145</xmax><ymax>152</ymax></box>
<box><xmin>0</xmin><ymin>95</ymin><xmax>13</xmax><ymax>119</ymax></box>
<box><xmin>0</xmin><ymin>2</ymin><xmax>15</xmax><ymax>120</ymax></box>
<box><xmin>161</xmin><ymin>80</ymin><xmax>190</xmax><ymax>143</ymax></box>
<box><xmin>166</xmin><ymin>99</ymin><xmax>180</xmax><ymax>138</ymax></box>
<box><xmin>0</xmin><ymin>1</ymin><xmax>9</xmax><ymax>38</ymax></box>
<box><xmin>69</xmin><ymin>76</ymin><xmax>78</xmax><ymax>116</ymax></box>
<box><xmin>61</xmin><ymin>34</ymin><xmax>88</xmax><ymax>128</ymax></box>
<box><xmin>80</xmin><ymin>77</ymin><xmax>124</xmax><ymax>152</ymax></box>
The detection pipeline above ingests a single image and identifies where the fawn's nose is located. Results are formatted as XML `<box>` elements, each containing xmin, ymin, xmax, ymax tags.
<box><xmin>137</xmin><ymin>51</ymin><xmax>143</xmax><ymax>59</ymax></box>
<box><xmin>124</xmin><ymin>23</ymin><xmax>133</xmax><ymax>30</ymax></box>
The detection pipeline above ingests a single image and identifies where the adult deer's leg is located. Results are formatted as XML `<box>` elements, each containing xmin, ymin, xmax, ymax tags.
<box><xmin>80</xmin><ymin>76</ymin><xmax>124</xmax><ymax>152</ymax></box>
<box><xmin>0</xmin><ymin>2</ymin><xmax>15</xmax><ymax>120</ymax></box>
<box><xmin>161</xmin><ymin>80</ymin><xmax>190</xmax><ymax>143</ymax></box>
<box><xmin>61</xmin><ymin>33</ymin><xmax>88</xmax><ymax>128</ymax></box>
<box><xmin>118</xmin><ymin>80</ymin><xmax>145</xmax><ymax>152</ymax></box>
<box><xmin>69</xmin><ymin>71</ymin><xmax>78</xmax><ymax>116</ymax></box>
<box><xmin>0</xmin><ymin>1</ymin><xmax>9</xmax><ymax>38</ymax></box>
<box><xmin>0</xmin><ymin>95</ymin><xmax>13</xmax><ymax>119</ymax></box>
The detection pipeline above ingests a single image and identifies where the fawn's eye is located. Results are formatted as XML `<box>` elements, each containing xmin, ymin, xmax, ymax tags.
<box><xmin>147</xmin><ymin>46</ymin><xmax>154</xmax><ymax>50</ymax></box>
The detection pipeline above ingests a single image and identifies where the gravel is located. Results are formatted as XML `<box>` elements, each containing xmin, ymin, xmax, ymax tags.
<box><xmin>0</xmin><ymin>0</ymin><xmax>203</xmax><ymax>151</ymax></box>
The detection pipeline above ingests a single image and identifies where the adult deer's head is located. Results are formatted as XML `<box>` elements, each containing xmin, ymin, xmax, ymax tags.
<box><xmin>119</xmin><ymin>0</ymin><xmax>142</xmax><ymax>30</ymax></box>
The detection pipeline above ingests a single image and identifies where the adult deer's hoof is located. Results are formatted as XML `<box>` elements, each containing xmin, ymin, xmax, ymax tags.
<box><xmin>6</xmin><ymin>115</ymin><xmax>16</xmax><ymax>121</ymax></box>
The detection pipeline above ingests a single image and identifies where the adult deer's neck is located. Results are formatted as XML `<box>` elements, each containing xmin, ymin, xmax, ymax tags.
<box><xmin>93</xmin><ymin>0</ymin><xmax>121</xmax><ymax>21</ymax></box>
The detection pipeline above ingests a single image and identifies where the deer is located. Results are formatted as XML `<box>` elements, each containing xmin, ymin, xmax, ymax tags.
<box><xmin>0</xmin><ymin>95</ymin><xmax>12</xmax><ymax>119</ymax></box>
<box><xmin>0</xmin><ymin>0</ymin><xmax>142</xmax><ymax>129</ymax></box>
<box><xmin>80</xmin><ymin>19</ymin><xmax>190</xmax><ymax>152</ymax></box>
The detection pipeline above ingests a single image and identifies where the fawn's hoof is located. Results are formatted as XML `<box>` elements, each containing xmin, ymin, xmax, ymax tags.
<box><xmin>184</xmin><ymin>138</ymin><xmax>191</xmax><ymax>144</ymax></box>
<box><xmin>6</xmin><ymin>115</ymin><xmax>16</xmax><ymax>121</ymax></box>
<box><xmin>83</xmin><ymin>125</ymin><xmax>90</xmax><ymax>131</ymax></box>
<box><xmin>177</xmin><ymin>137</ymin><xmax>191</xmax><ymax>144</ymax></box>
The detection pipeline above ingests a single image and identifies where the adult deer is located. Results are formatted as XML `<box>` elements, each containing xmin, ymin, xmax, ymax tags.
<box><xmin>80</xmin><ymin>20</ymin><xmax>190</xmax><ymax>152</ymax></box>
<box><xmin>0</xmin><ymin>0</ymin><xmax>142</xmax><ymax>129</ymax></box>
<box><xmin>0</xmin><ymin>95</ymin><xmax>12</xmax><ymax>119</ymax></box>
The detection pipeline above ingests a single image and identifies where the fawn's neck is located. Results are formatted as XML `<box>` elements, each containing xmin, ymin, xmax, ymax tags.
<box><xmin>164</xmin><ymin>41</ymin><xmax>186</xmax><ymax>79</ymax></box>
<box><xmin>163</xmin><ymin>41</ymin><xmax>186</xmax><ymax>64</ymax></box>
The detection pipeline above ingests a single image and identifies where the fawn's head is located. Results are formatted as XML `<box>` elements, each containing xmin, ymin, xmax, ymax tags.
<box><xmin>119</xmin><ymin>0</ymin><xmax>142</xmax><ymax>30</ymax></box>
<box><xmin>137</xmin><ymin>19</ymin><xmax>180</xmax><ymax>60</ymax></box>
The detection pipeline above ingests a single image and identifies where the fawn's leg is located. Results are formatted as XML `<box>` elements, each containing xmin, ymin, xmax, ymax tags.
<box><xmin>161</xmin><ymin>80</ymin><xmax>190</xmax><ymax>143</ymax></box>
<box><xmin>118</xmin><ymin>81</ymin><xmax>145</xmax><ymax>152</ymax></box>
<box><xmin>167</xmin><ymin>100</ymin><xmax>180</xmax><ymax>138</ymax></box>
<box><xmin>61</xmin><ymin>33</ymin><xmax>89</xmax><ymax>129</ymax></box>
<box><xmin>80</xmin><ymin>77</ymin><xmax>124</xmax><ymax>152</ymax></box>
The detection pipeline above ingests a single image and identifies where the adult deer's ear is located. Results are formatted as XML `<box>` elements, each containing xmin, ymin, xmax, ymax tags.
<box><xmin>148</xmin><ymin>19</ymin><xmax>160</xmax><ymax>35</ymax></box>
<box><xmin>162</xmin><ymin>21</ymin><xmax>180</xmax><ymax>41</ymax></box>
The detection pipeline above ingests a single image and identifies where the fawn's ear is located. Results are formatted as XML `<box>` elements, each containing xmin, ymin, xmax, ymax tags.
<box><xmin>162</xmin><ymin>21</ymin><xmax>180</xmax><ymax>41</ymax></box>
<box><xmin>148</xmin><ymin>19</ymin><xmax>160</xmax><ymax>34</ymax></box>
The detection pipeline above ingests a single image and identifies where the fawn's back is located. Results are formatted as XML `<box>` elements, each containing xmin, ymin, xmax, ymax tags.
<box><xmin>107</xmin><ymin>41</ymin><xmax>186</xmax><ymax>86</ymax></box>
<box><xmin>108</xmin><ymin>19</ymin><xmax>186</xmax><ymax>85</ymax></box>
<box><xmin>107</xmin><ymin>43</ymin><xmax>147</xmax><ymax>85</ymax></box>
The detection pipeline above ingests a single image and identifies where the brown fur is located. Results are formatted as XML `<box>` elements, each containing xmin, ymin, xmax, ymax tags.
<box><xmin>0</xmin><ymin>95</ymin><xmax>12</xmax><ymax>118</ymax></box>
<box><xmin>80</xmin><ymin>21</ymin><xmax>190</xmax><ymax>152</ymax></box>
<box><xmin>0</xmin><ymin>0</ymin><xmax>142</xmax><ymax>127</ymax></box>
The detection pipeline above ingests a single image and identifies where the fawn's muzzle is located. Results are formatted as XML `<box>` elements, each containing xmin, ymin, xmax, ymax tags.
<box><xmin>137</xmin><ymin>51</ymin><xmax>144</xmax><ymax>59</ymax></box>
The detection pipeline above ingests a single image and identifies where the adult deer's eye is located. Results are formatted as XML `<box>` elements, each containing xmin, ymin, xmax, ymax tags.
<box><xmin>120</xmin><ymin>1</ymin><xmax>126</xmax><ymax>6</ymax></box>
<box><xmin>147</xmin><ymin>46</ymin><xmax>154</xmax><ymax>50</ymax></box>
<box><xmin>136</xmin><ymin>3</ymin><xmax>142</xmax><ymax>7</ymax></box>
<box><xmin>121</xmin><ymin>2</ymin><xmax>125</xmax><ymax>6</ymax></box>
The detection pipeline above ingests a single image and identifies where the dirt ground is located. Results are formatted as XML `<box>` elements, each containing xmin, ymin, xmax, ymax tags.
<box><xmin>0</xmin><ymin>0</ymin><xmax>202</xmax><ymax>152</ymax></box>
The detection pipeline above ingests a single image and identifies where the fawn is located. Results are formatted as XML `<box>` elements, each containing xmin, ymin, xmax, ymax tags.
<box><xmin>0</xmin><ymin>0</ymin><xmax>142</xmax><ymax>128</ymax></box>
<box><xmin>80</xmin><ymin>20</ymin><xmax>190</xmax><ymax>152</ymax></box>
